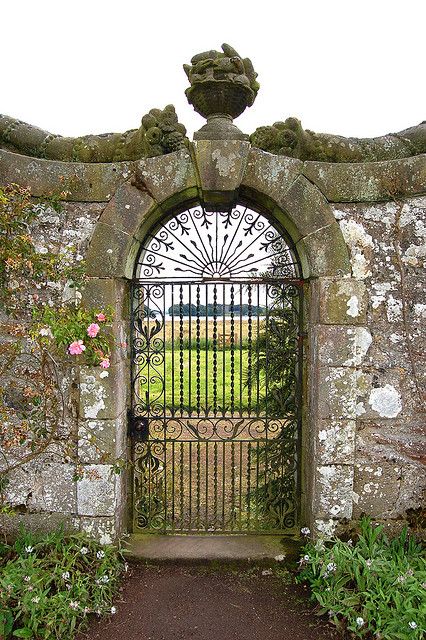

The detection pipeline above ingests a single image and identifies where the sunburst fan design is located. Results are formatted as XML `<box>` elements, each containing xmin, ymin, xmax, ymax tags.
<box><xmin>135</xmin><ymin>204</ymin><xmax>300</xmax><ymax>280</ymax></box>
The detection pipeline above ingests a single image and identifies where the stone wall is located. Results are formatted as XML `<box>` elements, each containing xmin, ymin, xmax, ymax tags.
<box><xmin>0</xmin><ymin>144</ymin><xmax>424</xmax><ymax>540</ymax></box>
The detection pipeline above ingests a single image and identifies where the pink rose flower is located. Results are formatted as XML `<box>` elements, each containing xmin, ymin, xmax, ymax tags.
<box><xmin>100</xmin><ymin>358</ymin><xmax>110</xmax><ymax>369</ymax></box>
<box><xmin>68</xmin><ymin>340</ymin><xmax>86</xmax><ymax>355</ymax></box>
<box><xmin>87</xmin><ymin>323</ymin><xmax>100</xmax><ymax>338</ymax></box>
<box><xmin>96</xmin><ymin>313</ymin><xmax>107</xmax><ymax>322</ymax></box>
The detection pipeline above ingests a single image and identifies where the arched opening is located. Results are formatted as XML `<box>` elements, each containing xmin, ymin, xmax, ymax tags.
<box><xmin>129</xmin><ymin>201</ymin><xmax>304</xmax><ymax>534</ymax></box>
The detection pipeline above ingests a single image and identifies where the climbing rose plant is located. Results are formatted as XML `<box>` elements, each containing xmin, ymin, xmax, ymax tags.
<box><xmin>0</xmin><ymin>183</ymin><xmax>115</xmax><ymax>493</ymax></box>
<box><xmin>33</xmin><ymin>306</ymin><xmax>112</xmax><ymax>368</ymax></box>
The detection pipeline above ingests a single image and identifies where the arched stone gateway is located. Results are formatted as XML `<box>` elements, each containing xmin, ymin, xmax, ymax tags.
<box><xmin>82</xmin><ymin>142</ymin><xmax>355</xmax><ymax>537</ymax></box>
<box><xmin>1</xmin><ymin>44</ymin><xmax>424</xmax><ymax>542</ymax></box>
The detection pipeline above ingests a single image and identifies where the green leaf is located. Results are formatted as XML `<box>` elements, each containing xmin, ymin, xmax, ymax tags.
<box><xmin>0</xmin><ymin>609</ymin><xmax>14</xmax><ymax>637</ymax></box>
<box><xmin>13</xmin><ymin>628</ymin><xmax>34</xmax><ymax>638</ymax></box>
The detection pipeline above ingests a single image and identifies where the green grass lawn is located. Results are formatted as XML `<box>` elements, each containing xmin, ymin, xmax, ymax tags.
<box><xmin>139</xmin><ymin>348</ymin><xmax>265</xmax><ymax>414</ymax></box>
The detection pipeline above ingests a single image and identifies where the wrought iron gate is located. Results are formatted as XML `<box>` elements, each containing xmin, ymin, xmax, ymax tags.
<box><xmin>130</xmin><ymin>204</ymin><xmax>303</xmax><ymax>533</ymax></box>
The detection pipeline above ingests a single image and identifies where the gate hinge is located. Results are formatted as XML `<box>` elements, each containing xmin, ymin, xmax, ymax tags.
<box><xmin>128</xmin><ymin>410</ymin><xmax>149</xmax><ymax>441</ymax></box>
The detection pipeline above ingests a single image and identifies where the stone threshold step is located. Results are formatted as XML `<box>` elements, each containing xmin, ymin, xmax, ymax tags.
<box><xmin>124</xmin><ymin>534</ymin><xmax>301</xmax><ymax>565</ymax></box>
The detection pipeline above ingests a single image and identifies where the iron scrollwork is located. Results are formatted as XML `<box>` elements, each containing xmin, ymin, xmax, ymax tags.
<box><xmin>131</xmin><ymin>203</ymin><xmax>303</xmax><ymax>534</ymax></box>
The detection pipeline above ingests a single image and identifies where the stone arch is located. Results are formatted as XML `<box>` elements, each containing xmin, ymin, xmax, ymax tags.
<box><xmin>83</xmin><ymin>143</ymin><xmax>357</xmax><ymax>536</ymax></box>
<box><xmin>85</xmin><ymin>145</ymin><xmax>351</xmax><ymax>281</ymax></box>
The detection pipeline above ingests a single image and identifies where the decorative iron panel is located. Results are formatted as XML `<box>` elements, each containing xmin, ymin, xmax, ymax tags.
<box><xmin>131</xmin><ymin>204</ymin><xmax>303</xmax><ymax>534</ymax></box>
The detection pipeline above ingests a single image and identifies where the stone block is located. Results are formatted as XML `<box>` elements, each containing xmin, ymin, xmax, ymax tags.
<box><xmin>316</xmin><ymin>325</ymin><xmax>372</xmax><ymax>367</ymax></box>
<box><xmin>396</xmin><ymin>463</ymin><xmax>426</xmax><ymax>515</ymax></box>
<box><xmin>81</xmin><ymin>278</ymin><xmax>129</xmax><ymax>321</ymax></box>
<box><xmin>280</xmin><ymin>175</ymin><xmax>336</xmax><ymax>238</ymax></box>
<box><xmin>296</xmin><ymin>223</ymin><xmax>351</xmax><ymax>278</ymax></box>
<box><xmin>355</xmin><ymin>418</ymin><xmax>426</xmax><ymax>465</ymax></box>
<box><xmin>79</xmin><ymin>363</ymin><xmax>127</xmax><ymax>420</ymax></box>
<box><xmin>356</xmin><ymin>367</ymin><xmax>418</xmax><ymax>421</ymax></box>
<box><xmin>85</xmin><ymin>222</ymin><xmax>139</xmax><ymax>278</ymax></box>
<box><xmin>302</xmin><ymin>155</ymin><xmax>426</xmax><ymax>203</ymax></box>
<box><xmin>77</xmin><ymin>465</ymin><xmax>117</xmax><ymax>517</ymax></box>
<box><xmin>313</xmin><ymin>518</ymin><xmax>338</xmax><ymax>538</ymax></box>
<box><xmin>79</xmin><ymin>516</ymin><xmax>117</xmax><ymax>544</ymax></box>
<box><xmin>317</xmin><ymin>419</ymin><xmax>356</xmax><ymax>465</ymax></box>
<box><xmin>3</xmin><ymin>465</ymin><xmax>36</xmax><ymax>507</ymax></box>
<box><xmin>0</xmin><ymin>513</ymin><xmax>78</xmax><ymax>539</ymax></box>
<box><xmin>242</xmin><ymin>148</ymin><xmax>302</xmax><ymax>217</ymax></box>
<box><xmin>352</xmin><ymin>462</ymin><xmax>402</xmax><ymax>518</ymax></box>
<box><xmin>27</xmin><ymin>463</ymin><xmax>76</xmax><ymax>514</ymax></box>
<box><xmin>78</xmin><ymin>411</ymin><xmax>127</xmax><ymax>464</ymax></box>
<box><xmin>194</xmin><ymin>140</ymin><xmax>250</xmax><ymax>209</ymax></box>
<box><xmin>315</xmin><ymin>464</ymin><xmax>354</xmax><ymax>519</ymax></box>
<box><xmin>317</xmin><ymin>278</ymin><xmax>368</xmax><ymax>325</ymax></box>
<box><xmin>317</xmin><ymin>367</ymin><xmax>359</xmax><ymax>419</ymax></box>
<box><xmin>135</xmin><ymin>149</ymin><xmax>198</xmax><ymax>207</ymax></box>
<box><xmin>0</xmin><ymin>149</ymin><xmax>133</xmax><ymax>202</ymax></box>
<box><xmin>114</xmin><ymin>470</ymin><xmax>129</xmax><ymax>535</ymax></box>
<box><xmin>100</xmin><ymin>182</ymin><xmax>155</xmax><ymax>237</ymax></box>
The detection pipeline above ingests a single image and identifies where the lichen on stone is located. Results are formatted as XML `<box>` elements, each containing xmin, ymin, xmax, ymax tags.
<box><xmin>250</xmin><ymin>117</ymin><xmax>426</xmax><ymax>162</ymax></box>
<box><xmin>0</xmin><ymin>105</ymin><xmax>188</xmax><ymax>162</ymax></box>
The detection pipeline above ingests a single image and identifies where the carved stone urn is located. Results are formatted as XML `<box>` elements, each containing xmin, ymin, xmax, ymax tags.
<box><xmin>184</xmin><ymin>44</ymin><xmax>259</xmax><ymax>141</ymax></box>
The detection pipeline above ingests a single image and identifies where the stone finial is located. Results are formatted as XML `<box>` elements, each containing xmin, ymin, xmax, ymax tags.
<box><xmin>184</xmin><ymin>44</ymin><xmax>259</xmax><ymax>141</ymax></box>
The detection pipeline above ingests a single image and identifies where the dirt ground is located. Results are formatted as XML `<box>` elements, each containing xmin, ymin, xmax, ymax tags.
<box><xmin>76</xmin><ymin>563</ymin><xmax>340</xmax><ymax>640</ymax></box>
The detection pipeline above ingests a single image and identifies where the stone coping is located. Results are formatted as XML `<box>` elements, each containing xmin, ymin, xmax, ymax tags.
<box><xmin>1</xmin><ymin>147</ymin><xmax>424</xmax><ymax>204</ymax></box>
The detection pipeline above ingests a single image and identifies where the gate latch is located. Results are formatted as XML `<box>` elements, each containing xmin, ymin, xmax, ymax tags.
<box><xmin>128</xmin><ymin>412</ymin><xmax>149</xmax><ymax>441</ymax></box>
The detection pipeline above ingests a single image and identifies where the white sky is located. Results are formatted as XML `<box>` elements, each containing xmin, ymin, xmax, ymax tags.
<box><xmin>1</xmin><ymin>0</ymin><xmax>425</xmax><ymax>140</ymax></box>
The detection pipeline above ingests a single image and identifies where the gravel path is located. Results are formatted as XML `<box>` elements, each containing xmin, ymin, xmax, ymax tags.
<box><xmin>76</xmin><ymin>563</ymin><xmax>340</xmax><ymax>640</ymax></box>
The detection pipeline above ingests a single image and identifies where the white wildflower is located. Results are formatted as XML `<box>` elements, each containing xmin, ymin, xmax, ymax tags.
<box><xmin>80</xmin><ymin>547</ymin><xmax>89</xmax><ymax>555</ymax></box>
<box><xmin>39</xmin><ymin>327</ymin><xmax>53</xmax><ymax>338</ymax></box>
<box><xmin>31</xmin><ymin>596</ymin><xmax>40</xmax><ymax>604</ymax></box>
<box><xmin>101</xmin><ymin>575</ymin><xmax>110</xmax><ymax>583</ymax></box>
<box><xmin>262</xmin><ymin>569</ymin><xmax>273</xmax><ymax>576</ymax></box>
<box><xmin>274</xmin><ymin>554</ymin><xmax>286</xmax><ymax>562</ymax></box>
<box><xmin>96</xmin><ymin>550</ymin><xmax>105</xmax><ymax>559</ymax></box>
<box><xmin>326</xmin><ymin>562</ymin><xmax>337</xmax><ymax>572</ymax></box>
<box><xmin>356</xmin><ymin>617</ymin><xmax>364</xmax><ymax>627</ymax></box>
<box><xmin>24</xmin><ymin>576</ymin><xmax>31</xmax><ymax>582</ymax></box>
<box><xmin>304</xmin><ymin>554</ymin><xmax>310</xmax><ymax>561</ymax></box>
<box><xmin>62</xmin><ymin>571</ymin><xmax>70</xmax><ymax>581</ymax></box>
<box><xmin>408</xmin><ymin>621</ymin><xmax>417</xmax><ymax>630</ymax></box>
<box><xmin>110</xmin><ymin>606</ymin><xmax>117</xmax><ymax>614</ymax></box>
<box><xmin>25</xmin><ymin>546</ymin><xmax>34</xmax><ymax>553</ymax></box>
<box><xmin>301</xmin><ymin>527</ymin><xmax>310</xmax><ymax>536</ymax></box>
<box><xmin>366</xmin><ymin>559</ymin><xmax>372</xmax><ymax>568</ymax></box>
<box><xmin>69</xmin><ymin>601</ymin><xmax>79</xmax><ymax>610</ymax></box>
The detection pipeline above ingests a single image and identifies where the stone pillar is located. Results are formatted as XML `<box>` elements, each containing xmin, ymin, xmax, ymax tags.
<box><xmin>307</xmin><ymin>277</ymin><xmax>370</xmax><ymax>536</ymax></box>
<box><xmin>77</xmin><ymin>277</ymin><xmax>130</xmax><ymax>541</ymax></box>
